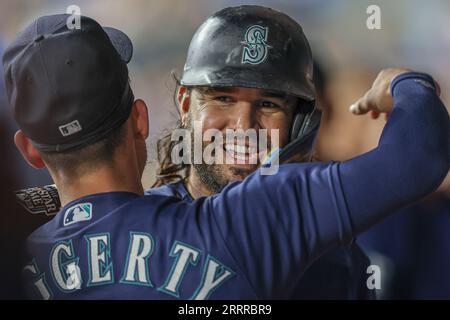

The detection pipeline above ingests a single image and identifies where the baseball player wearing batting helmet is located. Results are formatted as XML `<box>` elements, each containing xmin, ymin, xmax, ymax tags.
<box><xmin>151</xmin><ymin>5</ymin><xmax>372</xmax><ymax>299</ymax></box>
<box><xmin>3</xmin><ymin>10</ymin><xmax>448</xmax><ymax>300</ymax></box>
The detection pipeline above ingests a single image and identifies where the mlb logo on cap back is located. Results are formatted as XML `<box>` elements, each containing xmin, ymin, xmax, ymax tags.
<box><xmin>59</xmin><ymin>120</ymin><xmax>82</xmax><ymax>137</ymax></box>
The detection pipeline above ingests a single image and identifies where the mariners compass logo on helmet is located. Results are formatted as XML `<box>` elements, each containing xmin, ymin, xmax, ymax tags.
<box><xmin>241</xmin><ymin>25</ymin><xmax>272</xmax><ymax>65</ymax></box>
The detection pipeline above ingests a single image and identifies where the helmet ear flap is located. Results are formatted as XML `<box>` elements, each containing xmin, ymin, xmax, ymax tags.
<box><xmin>280</xmin><ymin>104</ymin><xmax>321</xmax><ymax>163</ymax></box>
<box><xmin>290</xmin><ymin>112</ymin><xmax>306</xmax><ymax>141</ymax></box>
<box><xmin>289</xmin><ymin>101</ymin><xmax>318</xmax><ymax>141</ymax></box>
<box><xmin>300</xmin><ymin>108</ymin><xmax>321</xmax><ymax>141</ymax></box>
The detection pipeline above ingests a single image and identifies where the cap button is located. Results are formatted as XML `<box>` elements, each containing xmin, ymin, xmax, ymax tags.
<box><xmin>34</xmin><ymin>35</ymin><xmax>45</xmax><ymax>42</ymax></box>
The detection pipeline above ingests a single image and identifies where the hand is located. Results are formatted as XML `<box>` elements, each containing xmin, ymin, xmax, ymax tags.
<box><xmin>349</xmin><ymin>68</ymin><xmax>415</xmax><ymax>118</ymax></box>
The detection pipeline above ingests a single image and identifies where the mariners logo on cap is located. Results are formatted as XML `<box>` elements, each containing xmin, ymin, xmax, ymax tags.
<box><xmin>241</xmin><ymin>25</ymin><xmax>271</xmax><ymax>65</ymax></box>
<box><xmin>63</xmin><ymin>203</ymin><xmax>92</xmax><ymax>226</ymax></box>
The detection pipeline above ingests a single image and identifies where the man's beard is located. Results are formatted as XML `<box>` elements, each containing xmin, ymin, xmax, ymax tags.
<box><xmin>193</xmin><ymin>162</ymin><xmax>254</xmax><ymax>194</ymax></box>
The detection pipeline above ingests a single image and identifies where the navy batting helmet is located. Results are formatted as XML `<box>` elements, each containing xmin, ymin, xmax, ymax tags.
<box><xmin>180</xmin><ymin>5</ymin><xmax>321</xmax><ymax>162</ymax></box>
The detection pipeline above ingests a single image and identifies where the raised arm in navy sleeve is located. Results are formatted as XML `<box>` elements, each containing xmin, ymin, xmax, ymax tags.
<box><xmin>194</xmin><ymin>72</ymin><xmax>448</xmax><ymax>299</ymax></box>
<box><xmin>340</xmin><ymin>72</ymin><xmax>449</xmax><ymax>231</ymax></box>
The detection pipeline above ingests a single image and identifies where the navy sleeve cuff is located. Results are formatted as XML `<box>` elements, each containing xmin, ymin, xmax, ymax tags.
<box><xmin>391</xmin><ymin>72</ymin><xmax>437</xmax><ymax>96</ymax></box>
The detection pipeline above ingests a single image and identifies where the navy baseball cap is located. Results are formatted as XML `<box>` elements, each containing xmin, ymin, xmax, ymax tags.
<box><xmin>2</xmin><ymin>14</ymin><xmax>134</xmax><ymax>152</ymax></box>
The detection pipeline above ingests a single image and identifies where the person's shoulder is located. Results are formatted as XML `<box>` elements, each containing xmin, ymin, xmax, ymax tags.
<box><xmin>145</xmin><ymin>180</ymin><xmax>190</xmax><ymax>201</ymax></box>
<box><xmin>27</xmin><ymin>192</ymin><xmax>182</xmax><ymax>238</ymax></box>
<box><xmin>114</xmin><ymin>192</ymin><xmax>195</xmax><ymax>231</ymax></box>
<box><xmin>26</xmin><ymin>212</ymin><xmax>60</xmax><ymax>243</ymax></box>
<box><xmin>145</xmin><ymin>183</ymin><xmax>180</xmax><ymax>197</ymax></box>
<box><xmin>126</xmin><ymin>191</ymin><xmax>188</xmax><ymax>216</ymax></box>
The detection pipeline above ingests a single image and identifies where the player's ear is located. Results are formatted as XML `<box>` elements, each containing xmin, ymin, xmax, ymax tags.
<box><xmin>14</xmin><ymin>130</ymin><xmax>46</xmax><ymax>169</ymax></box>
<box><xmin>177</xmin><ymin>85</ymin><xmax>191</xmax><ymax>116</ymax></box>
<box><xmin>177</xmin><ymin>86</ymin><xmax>191</xmax><ymax>128</ymax></box>
<box><xmin>131</xmin><ymin>99</ymin><xmax>149</xmax><ymax>140</ymax></box>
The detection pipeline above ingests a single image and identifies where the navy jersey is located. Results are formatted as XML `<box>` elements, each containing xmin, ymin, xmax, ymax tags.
<box><xmin>23</xmin><ymin>73</ymin><xmax>449</xmax><ymax>300</ymax></box>
<box><xmin>24</xmin><ymin>163</ymin><xmax>358</xmax><ymax>300</ymax></box>
<box><xmin>147</xmin><ymin>181</ymin><xmax>375</xmax><ymax>299</ymax></box>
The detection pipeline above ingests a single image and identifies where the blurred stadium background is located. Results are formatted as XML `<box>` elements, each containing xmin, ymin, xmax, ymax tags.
<box><xmin>0</xmin><ymin>0</ymin><xmax>449</xmax><ymax>299</ymax></box>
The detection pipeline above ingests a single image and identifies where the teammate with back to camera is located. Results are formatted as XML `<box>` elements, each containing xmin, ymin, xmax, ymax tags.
<box><xmin>3</xmin><ymin>6</ymin><xmax>448</xmax><ymax>299</ymax></box>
